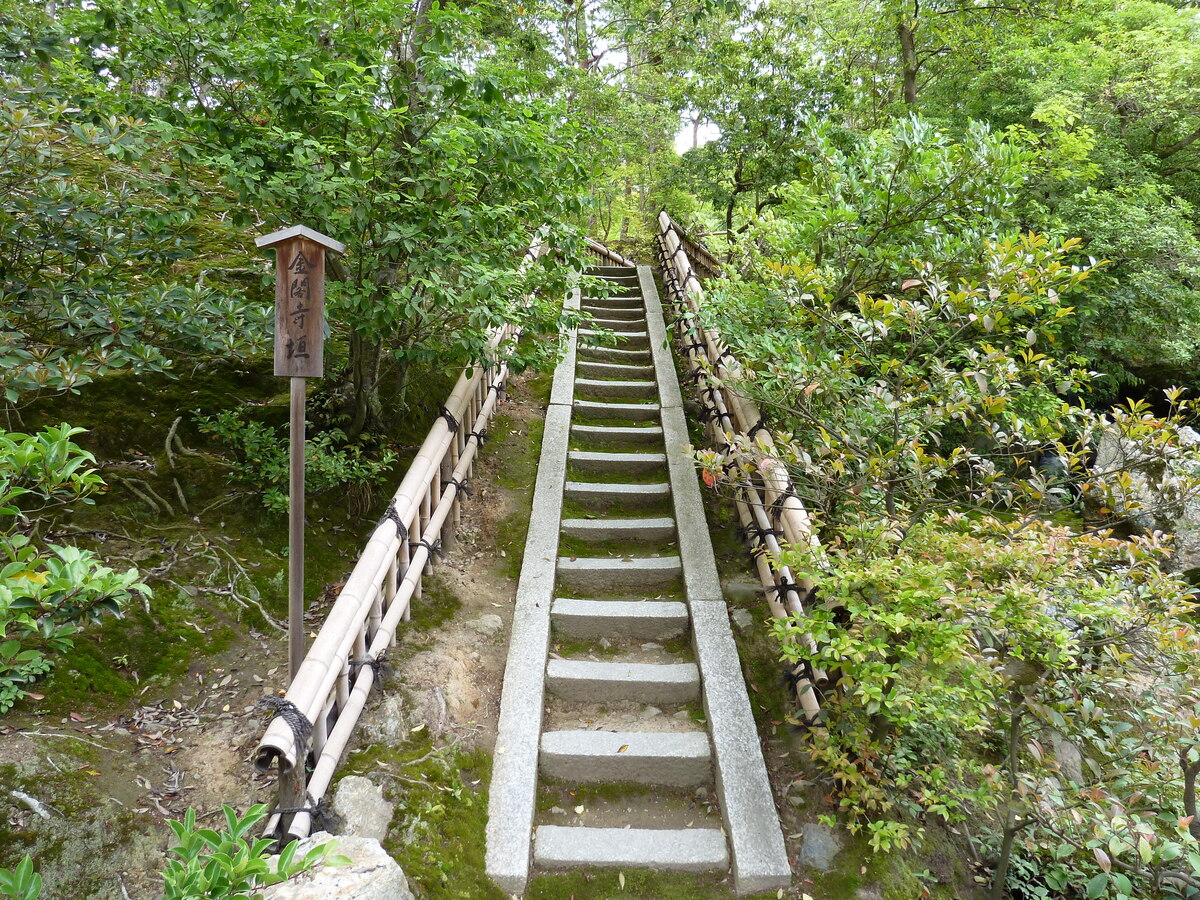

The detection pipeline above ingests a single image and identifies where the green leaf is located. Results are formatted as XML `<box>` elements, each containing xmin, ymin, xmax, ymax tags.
<box><xmin>1086</xmin><ymin>873</ymin><xmax>1108</xmax><ymax>898</ymax></box>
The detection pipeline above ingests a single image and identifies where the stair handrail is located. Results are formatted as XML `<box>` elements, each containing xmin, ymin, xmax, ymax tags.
<box><xmin>665</xmin><ymin>217</ymin><xmax>723</xmax><ymax>278</ymax></box>
<box><xmin>254</xmin><ymin>233</ymin><xmax>552</xmax><ymax>842</ymax></box>
<box><xmin>656</xmin><ymin>210</ymin><xmax>823</xmax><ymax>725</ymax></box>
<box><xmin>584</xmin><ymin>236</ymin><xmax>637</xmax><ymax>268</ymax></box>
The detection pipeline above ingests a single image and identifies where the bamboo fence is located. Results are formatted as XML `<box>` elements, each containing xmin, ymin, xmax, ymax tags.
<box><xmin>655</xmin><ymin>210</ymin><xmax>824</xmax><ymax>725</ymax></box>
<box><xmin>585</xmin><ymin>236</ymin><xmax>638</xmax><ymax>268</ymax></box>
<box><xmin>253</xmin><ymin>235</ymin><xmax>585</xmax><ymax>842</ymax></box>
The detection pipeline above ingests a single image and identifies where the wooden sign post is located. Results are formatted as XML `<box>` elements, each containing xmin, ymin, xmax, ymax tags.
<box><xmin>255</xmin><ymin>225</ymin><xmax>345</xmax><ymax>682</ymax></box>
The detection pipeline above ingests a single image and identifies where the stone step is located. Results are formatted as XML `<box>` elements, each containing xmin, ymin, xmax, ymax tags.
<box><xmin>576</xmin><ymin>360</ymin><xmax>655</xmax><ymax>380</ymax></box>
<box><xmin>545</xmin><ymin>659</ymin><xmax>701</xmax><ymax>704</ymax></box>
<box><xmin>540</xmin><ymin>730</ymin><xmax>711</xmax><ymax>786</ymax></box>
<box><xmin>566</xmin><ymin>451</ymin><xmax>667</xmax><ymax>477</ymax></box>
<box><xmin>551</xmin><ymin>598</ymin><xmax>689</xmax><ymax>640</ymax></box>
<box><xmin>576</xmin><ymin>345</ymin><xmax>652</xmax><ymax>364</ymax></box>
<box><xmin>586</xmin><ymin>266</ymin><xmax>636</xmax><ymax>277</ymax></box>
<box><xmin>578</xmin><ymin>329</ymin><xmax>649</xmax><ymax>349</ymax></box>
<box><xmin>581</xmin><ymin>294</ymin><xmax>642</xmax><ymax>307</ymax></box>
<box><xmin>563</xmin><ymin>480</ymin><xmax>670</xmax><ymax>508</ymax></box>
<box><xmin>561</xmin><ymin>515</ymin><xmax>675</xmax><ymax>541</ymax></box>
<box><xmin>573</xmin><ymin>399</ymin><xmax>661</xmax><ymax>423</ymax></box>
<box><xmin>588</xmin><ymin>316</ymin><xmax>648</xmax><ymax>332</ymax></box>
<box><xmin>574</xmin><ymin>377</ymin><xmax>658</xmax><ymax>401</ymax></box>
<box><xmin>534</xmin><ymin>826</ymin><xmax>728</xmax><ymax>873</ymax></box>
<box><xmin>557</xmin><ymin>555</ymin><xmax>682</xmax><ymax>591</ymax></box>
<box><xmin>571</xmin><ymin>423</ymin><xmax>663</xmax><ymax>447</ymax></box>
<box><xmin>580</xmin><ymin>305</ymin><xmax>646</xmax><ymax>321</ymax></box>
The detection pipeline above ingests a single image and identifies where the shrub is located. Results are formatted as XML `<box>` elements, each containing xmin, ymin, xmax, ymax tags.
<box><xmin>198</xmin><ymin>410</ymin><xmax>398</xmax><ymax>513</ymax></box>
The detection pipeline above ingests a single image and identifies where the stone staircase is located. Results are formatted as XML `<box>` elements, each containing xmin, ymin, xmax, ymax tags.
<box><xmin>486</xmin><ymin>266</ymin><xmax>790</xmax><ymax>895</ymax></box>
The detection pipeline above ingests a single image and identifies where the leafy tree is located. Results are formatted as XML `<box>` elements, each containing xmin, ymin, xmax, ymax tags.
<box><xmin>48</xmin><ymin>0</ymin><xmax>597</xmax><ymax>436</ymax></box>
<box><xmin>0</xmin><ymin>70</ymin><xmax>270</xmax><ymax>410</ymax></box>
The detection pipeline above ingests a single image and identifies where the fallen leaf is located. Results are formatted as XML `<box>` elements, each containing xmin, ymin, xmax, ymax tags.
<box><xmin>617</xmin><ymin>745</ymin><xmax>629</xmax><ymax>753</ymax></box>
<box><xmin>69</xmin><ymin>712</ymin><xmax>86</xmax><ymax>722</ymax></box>
<box><xmin>618</xmin><ymin>872</ymin><xmax>625</xmax><ymax>890</ymax></box>
<box><xmin>574</xmin><ymin>805</ymin><xmax>584</xmax><ymax>814</ymax></box>
<box><xmin>27</xmin><ymin>692</ymin><xmax>44</xmax><ymax>701</ymax></box>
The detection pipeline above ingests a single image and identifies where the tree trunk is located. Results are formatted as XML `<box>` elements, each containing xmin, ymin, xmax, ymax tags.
<box><xmin>347</xmin><ymin>333</ymin><xmax>383</xmax><ymax>440</ymax></box>
<box><xmin>897</xmin><ymin>14</ymin><xmax>919</xmax><ymax>106</ymax></box>
<box><xmin>989</xmin><ymin>698</ymin><xmax>1027</xmax><ymax>900</ymax></box>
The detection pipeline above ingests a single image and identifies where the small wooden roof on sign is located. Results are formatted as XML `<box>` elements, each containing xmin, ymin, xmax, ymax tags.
<box><xmin>255</xmin><ymin>224</ymin><xmax>345</xmax><ymax>254</ymax></box>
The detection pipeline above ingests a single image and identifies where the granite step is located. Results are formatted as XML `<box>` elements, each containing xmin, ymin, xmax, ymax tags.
<box><xmin>534</xmin><ymin>826</ymin><xmax>728</xmax><ymax>873</ymax></box>
<box><xmin>573</xmin><ymin>399</ymin><xmax>661</xmax><ymax>422</ymax></box>
<box><xmin>567</xmin><ymin>451</ymin><xmax>667</xmax><ymax>477</ymax></box>
<box><xmin>540</xmin><ymin>730</ymin><xmax>711</xmax><ymax>786</ymax></box>
<box><xmin>550</xmin><ymin>598</ymin><xmax>690</xmax><ymax>640</ymax></box>
<box><xmin>545</xmin><ymin>658</ymin><xmax>701</xmax><ymax>704</ymax></box>
<box><xmin>556</xmin><ymin>555</ymin><xmax>683</xmax><ymax>591</ymax></box>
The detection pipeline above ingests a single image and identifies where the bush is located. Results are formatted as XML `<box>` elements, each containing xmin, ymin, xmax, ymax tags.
<box><xmin>162</xmin><ymin>804</ymin><xmax>347</xmax><ymax>899</ymax></box>
<box><xmin>198</xmin><ymin>410</ymin><xmax>398</xmax><ymax>513</ymax></box>
<box><xmin>0</xmin><ymin>424</ymin><xmax>146</xmax><ymax>711</ymax></box>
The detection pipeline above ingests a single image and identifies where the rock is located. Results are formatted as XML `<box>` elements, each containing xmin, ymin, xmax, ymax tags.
<box><xmin>331</xmin><ymin>776</ymin><xmax>393</xmax><ymax>842</ymax></box>
<box><xmin>359</xmin><ymin>695</ymin><xmax>419</xmax><ymax>744</ymax></box>
<box><xmin>730</xmin><ymin>608</ymin><xmax>755</xmax><ymax>634</ymax></box>
<box><xmin>640</xmin><ymin>706</ymin><xmax>662</xmax><ymax>719</ymax></box>
<box><xmin>1052</xmin><ymin>733</ymin><xmax>1084</xmax><ymax>785</ymax></box>
<box><xmin>549</xmin><ymin>805</ymin><xmax>567</xmax><ymax>816</ymax></box>
<box><xmin>723</xmin><ymin>579</ymin><xmax>763</xmax><ymax>603</ymax></box>
<box><xmin>1089</xmin><ymin>425</ymin><xmax>1200</xmax><ymax>572</ymax></box>
<box><xmin>468</xmin><ymin>614</ymin><xmax>504</xmax><ymax>637</ymax></box>
<box><xmin>855</xmin><ymin>888</ymin><xmax>884</xmax><ymax>900</ymax></box>
<box><xmin>798</xmin><ymin>822</ymin><xmax>842</xmax><ymax>873</ymax></box>
<box><xmin>262</xmin><ymin>832</ymin><xmax>414</xmax><ymax>900</ymax></box>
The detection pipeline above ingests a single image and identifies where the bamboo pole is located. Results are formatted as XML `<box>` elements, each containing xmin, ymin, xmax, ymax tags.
<box><xmin>279</xmin><ymin>366</ymin><xmax>508</xmax><ymax>840</ymax></box>
<box><xmin>257</xmin><ymin>238</ymin><xmax>549</xmax><ymax>837</ymax></box>
<box><xmin>656</xmin><ymin>212</ymin><xmax>826</xmax><ymax>724</ymax></box>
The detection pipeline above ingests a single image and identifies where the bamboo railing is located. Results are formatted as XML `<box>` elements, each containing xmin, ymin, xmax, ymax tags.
<box><xmin>656</xmin><ymin>210</ymin><xmax>824</xmax><ymax>725</ymax></box>
<box><xmin>585</xmin><ymin>236</ymin><xmax>638</xmax><ymax>268</ymax></box>
<box><xmin>254</xmin><ymin>238</ymin><xmax>552</xmax><ymax>842</ymax></box>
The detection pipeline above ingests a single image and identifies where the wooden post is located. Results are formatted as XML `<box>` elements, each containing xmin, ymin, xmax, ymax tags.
<box><xmin>255</xmin><ymin>225</ymin><xmax>345</xmax><ymax>683</ymax></box>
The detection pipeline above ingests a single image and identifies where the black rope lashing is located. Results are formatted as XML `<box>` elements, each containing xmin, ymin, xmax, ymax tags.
<box><xmin>682</xmin><ymin>339</ymin><xmax>707</xmax><ymax>356</ymax></box>
<box><xmin>487</xmin><ymin>382</ymin><xmax>502</xmax><ymax>395</ymax></box>
<box><xmin>766</xmin><ymin>576</ymin><xmax>798</xmax><ymax>599</ymax></box>
<box><xmin>349</xmin><ymin>651</ymin><xmax>389</xmax><ymax>681</ymax></box>
<box><xmin>770</xmin><ymin>485</ymin><xmax>799</xmax><ymax>521</ymax></box>
<box><xmin>379</xmin><ymin>499</ymin><xmax>409</xmax><ymax>542</ymax></box>
<box><xmin>446</xmin><ymin>476</ymin><xmax>473</xmax><ymax>498</ymax></box>
<box><xmin>467</xmin><ymin>428</ymin><xmax>488</xmax><ymax>445</ymax></box>
<box><xmin>437</xmin><ymin>403</ymin><xmax>460</xmax><ymax>434</ymax></box>
<box><xmin>418</xmin><ymin>537</ymin><xmax>445</xmax><ymax>561</ymax></box>
<box><xmin>746</xmin><ymin>419</ymin><xmax>770</xmax><ymax>439</ymax></box>
<box><xmin>257</xmin><ymin>697</ymin><xmax>313</xmax><ymax>751</ymax></box>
